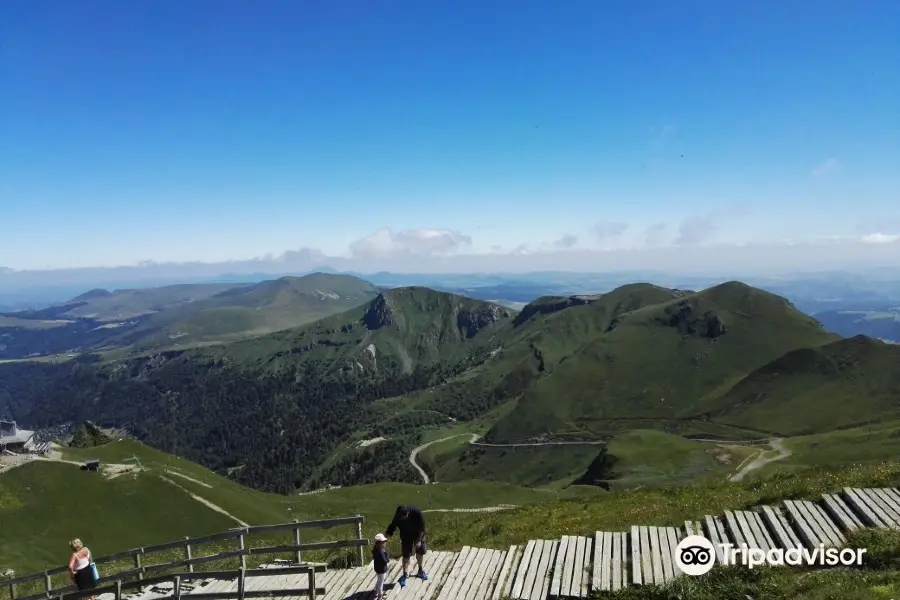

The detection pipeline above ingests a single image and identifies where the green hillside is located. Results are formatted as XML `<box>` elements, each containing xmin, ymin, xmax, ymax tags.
<box><xmin>3</xmin><ymin>280</ymin><xmax>900</xmax><ymax>496</ymax></box>
<box><xmin>711</xmin><ymin>336</ymin><xmax>900</xmax><ymax>435</ymax></box>
<box><xmin>0</xmin><ymin>438</ymin><xmax>596</xmax><ymax>573</ymax></box>
<box><xmin>61</xmin><ymin>282</ymin><xmax>247</xmax><ymax>320</ymax></box>
<box><xmin>112</xmin><ymin>273</ymin><xmax>383</xmax><ymax>349</ymax></box>
<box><xmin>487</xmin><ymin>281</ymin><xmax>838</xmax><ymax>442</ymax></box>
<box><xmin>2</xmin><ymin>439</ymin><xmax>899</xmax><ymax>600</ymax></box>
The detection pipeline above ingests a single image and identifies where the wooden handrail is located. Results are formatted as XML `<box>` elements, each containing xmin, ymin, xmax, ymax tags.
<box><xmin>5</xmin><ymin>516</ymin><xmax>367</xmax><ymax>599</ymax></box>
<box><xmin>42</xmin><ymin>565</ymin><xmax>328</xmax><ymax>600</ymax></box>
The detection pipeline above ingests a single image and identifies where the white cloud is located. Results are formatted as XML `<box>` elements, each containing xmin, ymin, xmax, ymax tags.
<box><xmin>349</xmin><ymin>227</ymin><xmax>472</xmax><ymax>258</ymax></box>
<box><xmin>643</xmin><ymin>222</ymin><xmax>668</xmax><ymax>247</ymax></box>
<box><xmin>675</xmin><ymin>215</ymin><xmax>718</xmax><ymax>246</ymax></box>
<box><xmin>553</xmin><ymin>234</ymin><xmax>579</xmax><ymax>249</ymax></box>
<box><xmin>592</xmin><ymin>221</ymin><xmax>628</xmax><ymax>244</ymax></box>
<box><xmin>859</xmin><ymin>232</ymin><xmax>900</xmax><ymax>244</ymax></box>
<box><xmin>811</xmin><ymin>157</ymin><xmax>840</xmax><ymax>179</ymax></box>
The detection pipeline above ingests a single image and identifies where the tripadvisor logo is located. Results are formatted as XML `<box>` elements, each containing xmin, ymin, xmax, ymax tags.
<box><xmin>674</xmin><ymin>535</ymin><xmax>867</xmax><ymax>576</ymax></box>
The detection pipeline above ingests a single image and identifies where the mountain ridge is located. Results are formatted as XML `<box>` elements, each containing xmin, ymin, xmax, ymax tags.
<box><xmin>2</xmin><ymin>279</ymin><xmax>898</xmax><ymax>494</ymax></box>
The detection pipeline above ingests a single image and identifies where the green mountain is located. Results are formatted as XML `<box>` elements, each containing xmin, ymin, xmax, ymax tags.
<box><xmin>2</xmin><ymin>280</ymin><xmax>899</xmax><ymax>495</ymax></box>
<box><xmin>487</xmin><ymin>281</ymin><xmax>838</xmax><ymax>443</ymax></box>
<box><xmin>0</xmin><ymin>273</ymin><xmax>381</xmax><ymax>358</ymax></box>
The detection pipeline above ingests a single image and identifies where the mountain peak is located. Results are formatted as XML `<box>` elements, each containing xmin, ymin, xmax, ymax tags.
<box><xmin>362</xmin><ymin>287</ymin><xmax>513</xmax><ymax>337</ymax></box>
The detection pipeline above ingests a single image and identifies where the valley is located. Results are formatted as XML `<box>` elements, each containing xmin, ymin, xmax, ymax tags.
<box><xmin>2</xmin><ymin>273</ymin><xmax>899</xmax><ymax>590</ymax></box>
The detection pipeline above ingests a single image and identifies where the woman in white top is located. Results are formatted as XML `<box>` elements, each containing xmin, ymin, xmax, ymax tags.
<box><xmin>67</xmin><ymin>538</ymin><xmax>96</xmax><ymax>600</ymax></box>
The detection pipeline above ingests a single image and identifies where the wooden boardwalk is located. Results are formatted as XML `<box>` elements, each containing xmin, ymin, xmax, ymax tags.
<box><xmin>99</xmin><ymin>487</ymin><xmax>900</xmax><ymax>600</ymax></box>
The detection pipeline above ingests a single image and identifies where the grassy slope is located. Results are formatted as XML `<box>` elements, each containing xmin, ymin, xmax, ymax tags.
<box><xmin>0</xmin><ymin>461</ymin><xmax>236</xmax><ymax>573</ymax></box>
<box><xmin>712</xmin><ymin>336</ymin><xmax>900</xmax><ymax>435</ymax></box>
<box><xmin>3</xmin><ymin>440</ymin><xmax>899</xmax><ymax>597</ymax></box>
<box><xmin>116</xmin><ymin>274</ymin><xmax>382</xmax><ymax>349</ymax></box>
<box><xmin>200</xmin><ymin>286</ymin><xmax>514</xmax><ymax>372</ymax></box>
<box><xmin>749</xmin><ymin>418</ymin><xmax>900</xmax><ymax>478</ymax></box>
<box><xmin>62</xmin><ymin>283</ymin><xmax>246</xmax><ymax>320</ymax></box>
<box><xmin>603</xmin><ymin>430</ymin><xmax>758</xmax><ymax>489</ymax></box>
<box><xmin>488</xmin><ymin>282</ymin><xmax>840</xmax><ymax>442</ymax></box>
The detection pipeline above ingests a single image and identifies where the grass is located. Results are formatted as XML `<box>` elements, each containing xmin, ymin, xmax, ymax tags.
<box><xmin>4</xmin><ymin>439</ymin><xmax>900</xmax><ymax>598</ymax></box>
<box><xmin>0</xmin><ymin>461</ymin><xmax>235</xmax><ymax>574</ymax></box>
<box><xmin>750</xmin><ymin>419</ymin><xmax>900</xmax><ymax>478</ymax></box>
<box><xmin>604</xmin><ymin>430</ymin><xmax>758</xmax><ymax>489</ymax></box>
<box><xmin>430</xmin><ymin>443</ymin><xmax>602</xmax><ymax>488</ymax></box>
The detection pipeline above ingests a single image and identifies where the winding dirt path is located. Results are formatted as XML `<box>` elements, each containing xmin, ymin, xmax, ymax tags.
<box><xmin>160</xmin><ymin>476</ymin><xmax>250</xmax><ymax>527</ymax></box>
<box><xmin>729</xmin><ymin>438</ymin><xmax>792</xmax><ymax>482</ymax></box>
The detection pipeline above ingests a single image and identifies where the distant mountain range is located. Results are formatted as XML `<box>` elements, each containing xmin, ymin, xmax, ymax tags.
<box><xmin>3</xmin><ymin>278</ymin><xmax>898</xmax><ymax>493</ymax></box>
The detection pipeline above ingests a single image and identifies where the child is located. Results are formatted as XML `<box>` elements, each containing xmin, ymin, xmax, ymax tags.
<box><xmin>372</xmin><ymin>533</ymin><xmax>389</xmax><ymax>600</ymax></box>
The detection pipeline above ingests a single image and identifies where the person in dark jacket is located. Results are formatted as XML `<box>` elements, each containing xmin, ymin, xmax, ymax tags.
<box><xmin>372</xmin><ymin>533</ymin><xmax>389</xmax><ymax>600</ymax></box>
<box><xmin>384</xmin><ymin>505</ymin><xmax>428</xmax><ymax>587</ymax></box>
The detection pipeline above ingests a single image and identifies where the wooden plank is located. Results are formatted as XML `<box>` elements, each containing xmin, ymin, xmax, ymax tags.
<box><xmin>750</xmin><ymin>512</ymin><xmax>775</xmax><ymax>551</ymax></box>
<box><xmin>648</xmin><ymin>527</ymin><xmax>664</xmax><ymax>586</ymax></box>
<box><xmin>557</xmin><ymin>536</ymin><xmax>573</xmax><ymax>598</ymax></box>
<box><xmin>723</xmin><ymin>510</ymin><xmax>747</xmax><ymax>548</ymax></box>
<box><xmin>703</xmin><ymin>516</ymin><xmax>726</xmax><ymax>565</ymax></box>
<box><xmin>871</xmin><ymin>489</ymin><xmax>900</xmax><ymax>525</ymax></box>
<box><xmin>599</xmin><ymin>532</ymin><xmax>613</xmax><ymax>591</ymax></box>
<box><xmin>783</xmin><ymin>500</ymin><xmax>821</xmax><ymax>548</ymax></box>
<box><xmin>521</xmin><ymin>542</ymin><xmax>544</xmax><ymax>600</ymax></box>
<box><xmin>538</xmin><ymin>541</ymin><xmax>559</xmax><ymax>600</ymax></box>
<box><xmin>734</xmin><ymin>511</ymin><xmax>760</xmax><ymax>550</ymax></box>
<box><xmin>454</xmin><ymin>547</ymin><xmax>490</xmax><ymax>600</ymax></box>
<box><xmin>575</xmin><ymin>536</ymin><xmax>589</xmax><ymax>597</ymax></box>
<box><xmin>821</xmin><ymin>494</ymin><xmax>862</xmax><ymax>533</ymax></box>
<box><xmin>492</xmin><ymin>546</ymin><xmax>519</xmax><ymax>600</ymax></box>
<box><xmin>578</xmin><ymin>537</ymin><xmax>591</xmax><ymax>598</ymax></box>
<box><xmin>397</xmin><ymin>551</ymin><xmax>453</xmax><ymax>600</ymax></box>
<box><xmin>805</xmin><ymin>501</ymin><xmax>846</xmax><ymax>546</ymax></box>
<box><xmin>629</xmin><ymin>527</ymin><xmax>642</xmax><ymax>587</ymax></box>
<box><xmin>773</xmin><ymin>506</ymin><xmax>803</xmax><ymax>550</ymax></box>
<box><xmin>664</xmin><ymin>528</ymin><xmax>679</xmax><ymax>580</ymax></box>
<box><xmin>860</xmin><ymin>488</ymin><xmax>900</xmax><ymax>525</ymax></box>
<box><xmin>831</xmin><ymin>493</ymin><xmax>865</xmax><ymax>529</ymax></box>
<box><xmin>435</xmin><ymin>547</ymin><xmax>475</xmax><ymax>600</ymax></box>
<box><xmin>474</xmin><ymin>549</ymin><xmax>504</xmax><ymax>600</ymax></box>
<box><xmin>742</xmin><ymin>511</ymin><xmax>769</xmax><ymax>552</ymax></box>
<box><xmin>502</xmin><ymin>546</ymin><xmax>522</xmax><ymax>600</ymax></box>
<box><xmin>510</xmin><ymin>541</ymin><xmax>536</xmax><ymax>600</ymax></box>
<box><xmin>854</xmin><ymin>489</ymin><xmax>899</xmax><ymax>529</ymax></box>
<box><xmin>527</xmin><ymin>542</ymin><xmax>552</xmax><ymax>600</ymax></box>
<box><xmin>843</xmin><ymin>488</ymin><xmax>888</xmax><ymax>528</ymax></box>
<box><xmin>551</xmin><ymin>537</ymin><xmax>569</xmax><ymax>599</ymax></box>
<box><xmin>638</xmin><ymin>527</ymin><xmax>653</xmax><ymax>586</ymax></box>
<box><xmin>656</xmin><ymin>528</ymin><xmax>673</xmax><ymax>583</ymax></box>
<box><xmin>330</xmin><ymin>566</ymin><xmax>374</xmax><ymax>600</ymax></box>
<box><xmin>760</xmin><ymin>506</ymin><xmax>793</xmax><ymax>552</ymax></box>
<box><xmin>609</xmin><ymin>533</ymin><xmax>621</xmax><ymax>593</ymax></box>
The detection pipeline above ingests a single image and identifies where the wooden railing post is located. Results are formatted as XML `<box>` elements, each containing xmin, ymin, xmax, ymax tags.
<box><xmin>173</xmin><ymin>575</ymin><xmax>181</xmax><ymax>600</ymax></box>
<box><xmin>356</xmin><ymin>518</ymin><xmax>365</xmax><ymax>567</ymax></box>
<box><xmin>237</xmin><ymin>533</ymin><xmax>247</xmax><ymax>570</ymax></box>
<box><xmin>236</xmin><ymin>567</ymin><xmax>246</xmax><ymax>600</ymax></box>
<box><xmin>308</xmin><ymin>568</ymin><xmax>317</xmax><ymax>600</ymax></box>
<box><xmin>183</xmin><ymin>537</ymin><xmax>193</xmax><ymax>572</ymax></box>
<box><xmin>115</xmin><ymin>579</ymin><xmax>122</xmax><ymax>600</ymax></box>
<box><xmin>44</xmin><ymin>571</ymin><xmax>52</xmax><ymax>595</ymax></box>
<box><xmin>292</xmin><ymin>519</ymin><xmax>302</xmax><ymax>565</ymax></box>
<box><xmin>133</xmin><ymin>551</ymin><xmax>143</xmax><ymax>581</ymax></box>
<box><xmin>6</xmin><ymin>581</ymin><xmax>14</xmax><ymax>600</ymax></box>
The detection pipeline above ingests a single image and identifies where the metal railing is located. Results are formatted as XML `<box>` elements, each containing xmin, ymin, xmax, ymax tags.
<box><xmin>4</xmin><ymin>516</ymin><xmax>367</xmax><ymax>600</ymax></box>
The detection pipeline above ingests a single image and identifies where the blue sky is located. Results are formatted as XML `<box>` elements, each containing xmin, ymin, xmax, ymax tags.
<box><xmin>2</xmin><ymin>0</ymin><xmax>899</xmax><ymax>272</ymax></box>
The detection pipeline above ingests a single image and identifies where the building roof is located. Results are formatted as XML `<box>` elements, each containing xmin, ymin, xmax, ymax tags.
<box><xmin>0</xmin><ymin>421</ymin><xmax>34</xmax><ymax>445</ymax></box>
